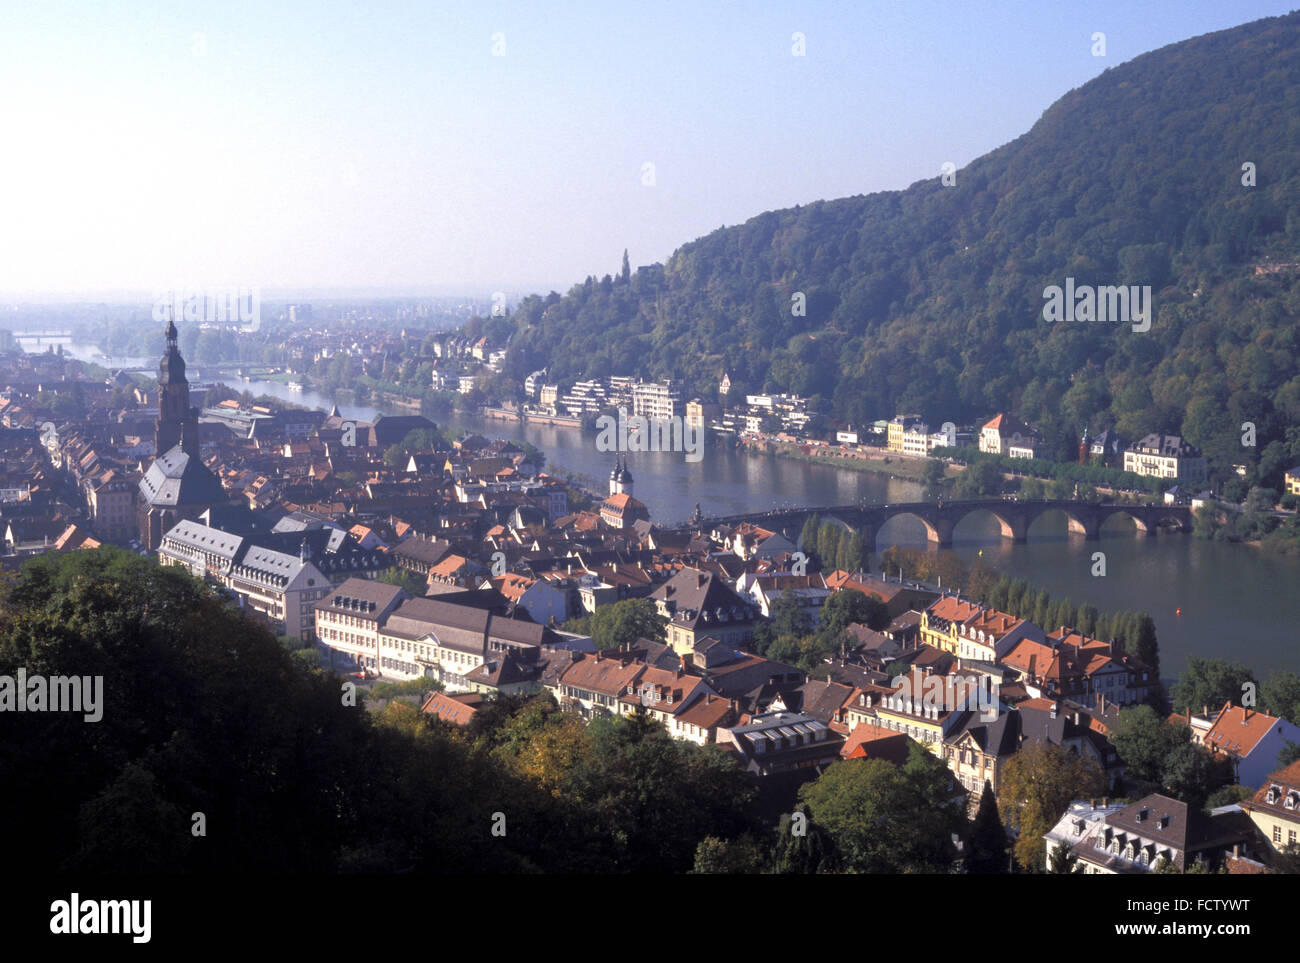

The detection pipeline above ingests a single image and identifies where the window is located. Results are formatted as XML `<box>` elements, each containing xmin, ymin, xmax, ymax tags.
<box><xmin>1274</xmin><ymin>825</ymin><xmax>1282</xmax><ymax>843</ymax></box>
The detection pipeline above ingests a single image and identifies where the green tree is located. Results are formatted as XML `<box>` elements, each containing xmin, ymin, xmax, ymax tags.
<box><xmin>1161</xmin><ymin>742</ymin><xmax>1219</xmax><ymax>809</ymax></box>
<box><xmin>800</xmin><ymin>513</ymin><xmax>822</xmax><ymax>557</ymax></box>
<box><xmin>817</xmin><ymin>522</ymin><xmax>844</xmax><ymax>570</ymax></box>
<box><xmin>966</xmin><ymin>781</ymin><xmax>1009</xmax><ymax>874</ymax></box>
<box><xmin>798</xmin><ymin>745</ymin><xmax>962</xmax><ymax>874</ymax></box>
<box><xmin>819</xmin><ymin>588</ymin><xmax>890</xmax><ymax>643</ymax></box>
<box><xmin>1048</xmin><ymin>841</ymin><xmax>1080</xmax><ymax>874</ymax></box>
<box><xmin>1169</xmin><ymin>657</ymin><xmax>1256</xmax><ymax>716</ymax></box>
<box><xmin>690</xmin><ymin>834</ymin><xmax>766</xmax><ymax>873</ymax></box>
<box><xmin>770</xmin><ymin>805</ymin><xmax>839</xmax><ymax>874</ymax></box>
<box><xmin>998</xmin><ymin>741</ymin><xmax>1104</xmax><ymax>871</ymax></box>
<box><xmin>1261</xmin><ymin>671</ymin><xmax>1300</xmax><ymax>726</ymax></box>
<box><xmin>377</xmin><ymin>565</ymin><xmax>426</xmax><ymax>597</ymax></box>
<box><xmin>1111</xmin><ymin>705</ymin><xmax>1188</xmax><ymax>784</ymax></box>
<box><xmin>588</xmin><ymin>598</ymin><xmax>666</xmax><ymax>651</ymax></box>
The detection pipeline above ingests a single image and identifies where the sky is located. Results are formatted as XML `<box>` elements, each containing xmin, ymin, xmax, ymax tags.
<box><xmin>0</xmin><ymin>0</ymin><xmax>1295</xmax><ymax>299</ymax></box>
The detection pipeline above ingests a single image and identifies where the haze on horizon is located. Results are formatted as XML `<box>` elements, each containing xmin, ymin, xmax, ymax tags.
<box><xmin>1</xmin><ymin>0</ymin><xmax>1293</xmax><ymax>301</ymax></box>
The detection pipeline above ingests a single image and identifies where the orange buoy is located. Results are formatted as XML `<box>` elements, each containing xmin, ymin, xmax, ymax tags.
<box><xmin>1175</xmin><ymin>607</ymin><xmax>1182</xmax><ymax>616</ymax></box>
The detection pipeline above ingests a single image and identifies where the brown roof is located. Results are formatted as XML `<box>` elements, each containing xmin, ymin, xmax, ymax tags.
<box><xmin>420</xmin><ymin>691</ymin><xmax>485</xmax><ymax>725</ymax></box>
<box><xmin>557</xmin><ymin>653</ymin><xmax>644</xmax><ymax>698</ymax></box>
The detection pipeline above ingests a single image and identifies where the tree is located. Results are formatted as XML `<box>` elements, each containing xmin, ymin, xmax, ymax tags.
<box><xmin>1169</xmin><ymin>657</ymin><xmax>1256</xmax><ymax>717</ymax></box>
<box><xmin>588</xmin><ymin>598</ymin><xmax>666</xmax><ymax>651</ymax></box>
<box><xmin>770</xmin><ymin>591</ymin><xmax>814</xmax><ymax>640</ymax></box>
<box><xmin>798</xmin><ymin>745</ymin><xmax>963</xmax><ymax>874</ymax></box>
<box><xmin>1110</xmin><ymin>705</ymin><xmax>1186</xmax><ymax>784</ymax></box>
<box><xmin>819</xmin><ymin>588</ymin><xmax>889</xmax><ymax>643</ymax></box>
<box><xmin>1132</xmin><ymin>613</ymin><xmax>1160</xmax><ymax>675</ymax></box>
<box><xmin>1205</xmin><ymin>784</ymin><xmax>1252</xmax><ymax>809</ymax></box>
<box><xmin>817</xmin><ymin>522</ymin><xmax>844</xmax><ymax>570</ymax></box>
<box><xmin>767</xmin><ymin>632</ymin><xmax>832</xmax><ymax>674</ymax></box>
<box><xmin>954</xmin><ymin>460</ymin><xmax>1005</xmax><ymax>498</ymax></box>
<box><xmin>966</xmin><ymin>781</ymin><xmax>1009</xmax><ymax>874</ymax></box>
<box><xmin>770</xmin><ymin>805</ymin><xmax>838</xmax><ymax>873</ymax></box>
<box><xmin>837</xmin><ymin>531</ymin><xmax>865</xmax><ymax>573</ymax></box>
<box><xmin>690</xmin><ymin>834</ymin><xmax>766</xmax><ymax>873</ymax></box>
<box><xmin>998</xmin><ymin>741</ymin><xmax>1104</xmax><ymax>871</ymax></box>
<box><xmin>1261</xmin><ymin>671</ymin><xmax>1300</xmax><ymax>726</ymax></box>
<box><xmin>800</xmin><ymin>513</ymin><xmax>821</xmax><ymax>558</ymax></box>
<box><xmin>377</xmin><ymin>565</ymin><xmax>426</xmax><ymax>597</ymax></box>
<box><xmin>620</xmin><ymin>249</ymin><xmax>631</xmax><ymax>284</ymax></box>
<box><xmin>1161</xmin><ymin>741</ymin><xmax>1219</xmax><ymax>809</ymax></box>
<box><xmin>1048</xmin><ymin>841</ymin><xmax>1080</xmax><ymax>874</ymax></box>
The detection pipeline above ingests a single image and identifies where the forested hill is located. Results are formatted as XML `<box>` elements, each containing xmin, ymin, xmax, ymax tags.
<box><xmin>496</xmin><ymin>11</ymin><xmax>1300</xmax><ymax>473</ymax></box>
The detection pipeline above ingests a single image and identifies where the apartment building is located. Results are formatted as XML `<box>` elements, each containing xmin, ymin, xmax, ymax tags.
<box><xmin>1123</xmin><ymin>433</ymin><xmax>1207</xmax><ymax>482</ymax></box>
<box><xmin>632</xmin><ymin>379</ymin><xmax>681</xmax><ymax>421</ymax></box>
<box><xmin>887</xmin><ymin>414</ymin><xmax>926</xmax><ymax>453</ymax></box>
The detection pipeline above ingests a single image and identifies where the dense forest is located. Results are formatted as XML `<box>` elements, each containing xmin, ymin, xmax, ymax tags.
<box><xmin>496</xmin><ymin>13</ymin><xmax>1300</xmax><ymax>481</ymax></box>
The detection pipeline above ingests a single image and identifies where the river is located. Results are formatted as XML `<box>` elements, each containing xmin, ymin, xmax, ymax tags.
<box><xmin>54</xmin><ymin>342</ymin><xmax>1300</xmax><ymax>682</ymax></box>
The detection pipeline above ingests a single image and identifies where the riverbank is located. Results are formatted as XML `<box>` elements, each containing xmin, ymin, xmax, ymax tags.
<box><xmin>738</xmin><ymin>437</ymin><xmax>955</xmax><ymax>484</ymax></box>
<box><xmin>480</xmin><ymin>406</ymin><xmax>582</xmax><ymax>429</ymax></box>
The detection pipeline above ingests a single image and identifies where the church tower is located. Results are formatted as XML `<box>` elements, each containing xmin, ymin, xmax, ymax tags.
<box><xmin>155</xmin><ymin>314</ymin><xmax>199</xmax><ymax>456</ymax></box>
<box><xmin>609</xmin><ymin>456</ymin><xmax>634</xmax><ymax>497</ymax></box>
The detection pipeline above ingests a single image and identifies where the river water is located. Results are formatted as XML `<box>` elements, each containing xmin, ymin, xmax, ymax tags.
<box><xmin>54</xmin><ymin>342</ymin><xmax>1298</xmax><ymax>682</ymax></box>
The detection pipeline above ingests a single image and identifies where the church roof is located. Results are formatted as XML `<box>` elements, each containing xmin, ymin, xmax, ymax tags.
<box><xmin>139</xmin><ymin>445</ymin><xmax>226</xmax><ymax>508</ymax></box>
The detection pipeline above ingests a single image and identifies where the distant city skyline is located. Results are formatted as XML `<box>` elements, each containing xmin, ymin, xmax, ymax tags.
<box><xmin>1</xmin><ymin>0</ymin><xmax>1294</xmax><ymax>298</ymax></box>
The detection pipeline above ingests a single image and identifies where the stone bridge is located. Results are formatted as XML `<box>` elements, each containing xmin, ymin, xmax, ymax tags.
<box><xmin>704</xmin><ymin>499</ymin><xmax>1193</xmax><ymax>550</ymax></box>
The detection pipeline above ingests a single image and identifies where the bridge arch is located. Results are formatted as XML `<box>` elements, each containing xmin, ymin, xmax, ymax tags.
<box><xmin>949</xmin><ymin>505</ymin><xmax>1027</xmax><ymax>543</ymax></box>
<box><xmin>1024</xmin><ymin>504</ymin><xmax>1100</xmax><ymax>540</ymax></box>
<box><xmin>872</xmin><ymin>510</ymin><xmax>945</xmax><ymax>550</ymax></box>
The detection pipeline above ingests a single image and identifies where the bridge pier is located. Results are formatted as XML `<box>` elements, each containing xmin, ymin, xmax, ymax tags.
<box><xmin>927</xmin><ymin>518</ymin><xmax>955</xmax><ymax>549</ymax></box>
<box><xmin>1067</xmin><ymin>516</ymin><xmax>1101</xmax><ymax>540</ymax></box>
<box><xmin>994</xmin><ymin>514</ymin><xmax>1029</xmax><ymax>543</ymax></box>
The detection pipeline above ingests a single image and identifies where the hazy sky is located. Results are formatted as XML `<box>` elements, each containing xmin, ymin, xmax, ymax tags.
<box><xmin>0</xmin><ymin>0</ymin><xmax>1293</xmax><ymax>298</ymax></box>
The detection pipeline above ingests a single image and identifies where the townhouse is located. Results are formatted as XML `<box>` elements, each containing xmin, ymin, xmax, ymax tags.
<box><xmin>1001</xmin><ymin>630</ymin><xmax>1155</xmax><ymax>707</ymax></box>
<box><xmin>1240</xmin><ymin>760</ymin><xmax>1300</xmax><ymax>856</ymax></box>
<box><xmin>651</xmin><ymin>567</ymin><xmax>762</xmax><ymax>656</ymax></box>
<box><xmin>1199</xmin><ymin>702</ymin><xmax>1300</xmax><ymax>788</ymax></box>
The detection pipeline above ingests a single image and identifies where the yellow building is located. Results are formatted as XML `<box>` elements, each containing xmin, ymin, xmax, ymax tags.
<box><xmin>887</xmin><ymin>414</ymin><xmax>925</xmax><ymax>453</ymax></box>
<box><xmin>920</xmin><ymin>596</ymin><xmax>982</xmax><ymax>653</ymax></box>
<box><xmin>1285</xmin><ymin>467</ymin><xmax>1300</xmax><ymax>497</ymax></box>
<box><xmin>1241</xmin><ymin>761</ymin><xmax>1300</xmax><ymax>855</ymax></box>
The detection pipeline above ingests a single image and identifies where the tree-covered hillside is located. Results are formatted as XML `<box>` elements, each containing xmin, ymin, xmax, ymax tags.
<box><xmin>499</xmin><ymin>12</ymin><xmax>1300</xmax><ymax>478</ymax></box>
